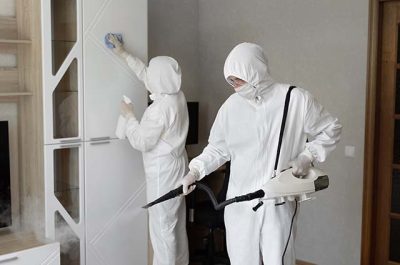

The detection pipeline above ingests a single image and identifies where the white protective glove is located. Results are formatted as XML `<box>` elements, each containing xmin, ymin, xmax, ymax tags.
<box><xmin>181</xmin><ymin>169</ymin><xmax>200</xmax><ymax>195</ymax></box>
<box><xmin>289</xmin><ymin>150</ymin><xmax>314</xmax><ymax>176</ymax></box>
<box><xmin>107</xmin><ymin>34</ymin><xmax>129</xmax><ymax>59</ymax></box>
<box><xmin>120</xmin><ymin>101</ymin><xmax>135</xmax><ymax>119</ymax></box>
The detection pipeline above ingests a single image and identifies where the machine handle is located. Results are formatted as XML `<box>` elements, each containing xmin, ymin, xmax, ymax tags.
<box><xmin>252</xmin><ymin>201</ymin><xmax>264</xmax><ymax>212</ymax></box>
<box><xmin>60</xmin><ymin>138</ymin><xmax>81</xmax><ymax>143</ymax></box>
<box><xmin>90</xmin><ymin>141</ymin><xmax>110</xmax><ymax>145</ymax></box>
<box><xmin>60</xmin><ymin>144</ymin><xmax>81</xmax><ymax>148</ymax></box>
<box><xmin>89</xmin><ymin>136</ymin><xmax>111</xmax><ymax>141</ymax></box>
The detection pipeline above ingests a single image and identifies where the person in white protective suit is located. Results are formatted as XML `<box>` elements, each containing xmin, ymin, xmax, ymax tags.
<box><xmin>107</xmin><ymin>34</ymin><xmax>189</xmax><ymax>265</ymax></box>
<box><xmin>181</xmin><ymin>42</ymin><xmax>342</xmax><ymax>265</ymax></box>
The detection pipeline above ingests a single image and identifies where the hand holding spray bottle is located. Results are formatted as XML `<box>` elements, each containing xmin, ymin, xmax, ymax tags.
<box><xmin>115</xmin><ymin>95</ymin><xmax>132</xmax><ymax>139</ymax></box>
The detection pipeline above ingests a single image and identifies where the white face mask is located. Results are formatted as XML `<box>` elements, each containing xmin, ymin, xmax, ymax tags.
<box><xmin>235</xmin><ymin>83</ymin><xmax>258</xmax><ymax>100</ymax></box>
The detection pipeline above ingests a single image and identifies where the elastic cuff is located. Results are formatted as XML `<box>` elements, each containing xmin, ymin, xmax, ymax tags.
<box><xmin>125</xmin><ymin>112</ymin><xmax>137</xmax><ymax>121</ymax></box>
<box><xmin>190</xmin><ymin>168</ymin><xmax>200</xmax><ymax>180</ymax></box>
<box><xmin>300</xmin><ymin>148</ymin><xmax>315</xmax><ymax>162</ymax></box>
<box><xmin>120</xmin><ymin>50</ymin><xmax>129</xmax><ymax>60</ymax></box>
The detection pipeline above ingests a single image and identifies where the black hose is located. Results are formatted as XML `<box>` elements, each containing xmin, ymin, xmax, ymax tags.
<box><xmin>143</xmin><ymin>182</ymin><xmax>265</xmax><ymax>209</ymax></box>
<box><xmin>195</xmin><ymin>182</ymin><xmax>265</xmax><ymax>211</ymax></box>
<box><xmin>281</xmin><ymin>199</ymin><xmax>298</xmax><ymax>265</ymax></box>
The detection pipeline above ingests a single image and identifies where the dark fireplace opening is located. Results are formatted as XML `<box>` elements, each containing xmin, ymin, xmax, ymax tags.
<box><xmin>0</xmin><ymin>121</ymin><xmax>11</xmax><ymax>228</ymax></box>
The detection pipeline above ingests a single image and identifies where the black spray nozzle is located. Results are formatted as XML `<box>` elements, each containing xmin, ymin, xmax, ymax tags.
<box><xmin>142</xmin><ymin>182</ymin><xmax>197</xmax><ymax>209</ymax></box>
<box><xmin>142</xmin><ymin>185</ymin><xmax>184</xmax><ymax>209</ymax></box>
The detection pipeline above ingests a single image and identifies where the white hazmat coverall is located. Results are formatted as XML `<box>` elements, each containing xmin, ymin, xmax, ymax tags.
<box><xmin>124</xmin><ymin>55</ymin><xmax>189</xmax><ymax>265</ymax></box>
<box><xmin>188</xmin><ymin>43</ymin><xmax>342</xmax><ymax>265</ymax></box>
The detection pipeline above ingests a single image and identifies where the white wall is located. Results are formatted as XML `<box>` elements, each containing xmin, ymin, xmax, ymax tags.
<box><xmin>0</xmin><ymin>0</ymin><xmax>15</xmax><ymax>16</ymax></box>
<box><xmin>148</xmin><ymin>0</ymin><xmax>199</xmax><ymax>102</ymax></box>
<box><xmin>149</xmin><ymin>0</ymin><xmax>369</xmax><ymax>264</ymax></box>
<box><xmin>148</xmin><ymin>0</ymin><xmax>201</xmax><ymax>157</ymax></box>
<box><xmin>0</xmin><ymin>0</ymin><xmax>16</xmax><ymax>68</ymax></box>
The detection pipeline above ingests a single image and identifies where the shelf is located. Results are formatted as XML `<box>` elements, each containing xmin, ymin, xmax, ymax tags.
<box><xmin>0</xmin><ymin>67</ymin><xmax>17</xmax><ymax>75</ymax></box>
<box><xmin>0</xmin><ymin>16</ymin><xmax>16</xmax><ymax>22</ymax></box>
<box><xmin>0</xmin><ymin>67</ymin><xmax>17</xmax><ymax>71</ymax></box>
<box><xmin>0</xmin><ymin>92</ymin><xmax>33</xmax><ymax>97</ymax></box>
<box><xmin>0</xmin><ymin>39</ymin><xmax>31</xmax><ymax>44</ymax></box>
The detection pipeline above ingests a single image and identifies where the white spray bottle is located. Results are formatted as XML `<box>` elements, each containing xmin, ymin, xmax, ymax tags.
<box><xmin>115</xmin><ymin>95</ymin><xmax>132</xmax><ymax>139</ymax></box>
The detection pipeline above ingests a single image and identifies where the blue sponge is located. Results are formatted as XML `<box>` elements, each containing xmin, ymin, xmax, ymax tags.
<box><xmin>105</xmin><ymin>33</ymin><xmax>123</xmax><ymax>49</ymax></box>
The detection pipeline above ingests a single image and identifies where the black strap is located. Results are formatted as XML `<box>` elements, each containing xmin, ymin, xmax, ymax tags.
<box><xmin>273</xmin><ymin>86</ymin><xmax>296</xmax><ymax>172</ymax></box>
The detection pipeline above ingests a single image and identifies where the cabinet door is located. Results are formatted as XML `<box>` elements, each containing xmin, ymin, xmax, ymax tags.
<box><xmin>0</xmin><ymin>243</ymin><xmax>60</xmax><ymax>265</ymax></box>
<box><xmin>83</xmin><ymin>0</ymin><xmax>148</xmax><ymax>141</ymax></box>
<box><xmin>42</xmin><ymin>0</ymin><xmax>84</xmax><ymax>144</ymax></box>
<box><xmin>44</xmin><ymin>143</ymin><xmax>85</xmax><ymax>265</ymax></box>
<box><xmin>85</xmin><ymin>139</ymin><xmax>147</xmax><ymax>265</ymax></box>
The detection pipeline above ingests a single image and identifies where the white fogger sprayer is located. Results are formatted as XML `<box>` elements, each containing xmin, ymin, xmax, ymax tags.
<box><xmin>250</xmin><ymin>166</ymin><xmax>328</xmax><ymax>211</ymax></box>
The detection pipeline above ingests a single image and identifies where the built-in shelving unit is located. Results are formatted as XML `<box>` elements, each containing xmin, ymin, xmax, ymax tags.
<box><xmin>0</xmin><ymin>0</ymin><xmax>45</xmax><ymax>246</ymax></box>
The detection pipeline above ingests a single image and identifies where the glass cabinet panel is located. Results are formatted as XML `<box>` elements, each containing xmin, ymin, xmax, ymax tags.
<box><xmin>51</xmin><ymin>0</ymin><xmax>77</xmax><ymax>75</ymax></box>
<box><xmin>55</xmin><ymin>211</ymin><xmax>80</xmax><ymax>265</ymax></box>
<box><xmin>54</xmin><ymin>147</ymin><xmax>79</xmax><ymax>222</ymax></box>
<box><xmin>53</xmin><ymin>59</ymin><xmax>78</xmax><ymax>139</ymax></box>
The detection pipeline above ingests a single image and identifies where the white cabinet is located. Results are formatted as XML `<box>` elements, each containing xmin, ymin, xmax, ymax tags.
<box><xmin>81</xmin><ymin>0</ymin><xmax>149</xmax><ymax>263</ymax></box>
<box><xmin>83</xmin><ymin>0</ymin><xmax>148</xmax><ymax>141</ymax></box>
<box><xmin>84</xmin><ymin>139</ymin><xmax>147</xmax><ymax>265</ymax></box>
<box><xmin>42</xmin><ymin>0</ymin><xmax>149</xmax><ymax>264</ymax></box>
<box><xmin>0</xmin><ymin>242</ymin><xmax>60</xmax><ymax>265</ymax></box>
<box><xmin>82</xmin><ymin>39</ymin><xmax>147</xmax><ymax>141</ymax></box>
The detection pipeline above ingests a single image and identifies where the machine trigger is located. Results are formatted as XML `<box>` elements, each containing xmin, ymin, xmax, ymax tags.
<box><xmin>252</xmin><ymin>201</ymin><xmax>264</xmax><ymax>212</ymax></box>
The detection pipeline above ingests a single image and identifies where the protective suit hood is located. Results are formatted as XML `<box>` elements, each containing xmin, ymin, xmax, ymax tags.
<box><xmin>224</xmin><ymin>43</ymin><xmax>274</xmax><ymax>91</ymax></box>
<box><xmin>147</xmin><ymin>56</ymin><xmax>182</xmax><ymax>95</ymax></box>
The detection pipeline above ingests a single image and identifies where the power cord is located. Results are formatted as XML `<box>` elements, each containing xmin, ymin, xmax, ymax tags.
<box><xmin>281</xmin><ymin>199</ymin><xmax>298</xmax><ymax>265</ymax></box>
